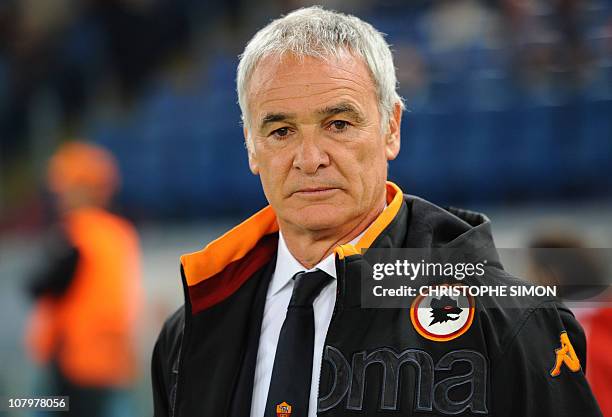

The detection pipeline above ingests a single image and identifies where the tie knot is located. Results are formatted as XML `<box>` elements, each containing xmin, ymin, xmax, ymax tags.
<box><xmin>289</xmin><ymin>269</ymin><xmax>333</xmax><ymax>307</ymax></box>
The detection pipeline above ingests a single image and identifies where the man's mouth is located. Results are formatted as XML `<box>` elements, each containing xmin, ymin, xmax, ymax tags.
<box><xmin>292</xmin><ymin>187</ymin><xmax>340</xmax><ymax>197</ymax></box>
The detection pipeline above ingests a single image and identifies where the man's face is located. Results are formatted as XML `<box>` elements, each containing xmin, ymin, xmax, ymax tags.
<box><xmin>245</xmin><ymin>52</ymin><xmax>401</xmax><ymax>234</ymax></box>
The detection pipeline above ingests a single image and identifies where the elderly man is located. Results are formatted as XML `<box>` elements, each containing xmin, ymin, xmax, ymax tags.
<box><xmin>151</xmin><ymin>7</ymin><xmax>602</xmax><ymax>417</ymax></box>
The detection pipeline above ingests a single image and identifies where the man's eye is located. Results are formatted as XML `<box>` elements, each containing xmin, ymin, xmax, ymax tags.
<box><xmin>329</xmin><ymin>120</ymin><xmax>350</xmax><ymax>132</ymax></box>
<box><xmin>271</xmin><ymin>127</ymin><xmax>290</xmax><ymax>138</ymax></box>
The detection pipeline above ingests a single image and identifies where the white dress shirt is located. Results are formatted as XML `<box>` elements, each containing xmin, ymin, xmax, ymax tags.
<box><xmin>249</xmin><ymin>231</ymin><xmax>364</xmax><ymax>417</ymax></box>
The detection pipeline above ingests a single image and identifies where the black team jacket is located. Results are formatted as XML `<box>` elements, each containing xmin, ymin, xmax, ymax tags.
<box><xmin>151</xmin><ymin>182</ymin><xmax>603</xmax><ymax>417</ymax></box>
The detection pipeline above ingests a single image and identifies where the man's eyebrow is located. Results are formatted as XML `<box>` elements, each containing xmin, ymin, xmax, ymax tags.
<box><xmin>259</xmin><ymin>112</ymin><xmax>296</xmax><ymax>129</ymax></box>
<box><xmin>316</xmin><ymin>102</ymin><xmax>365</xmax><ymax>123</ymax></box>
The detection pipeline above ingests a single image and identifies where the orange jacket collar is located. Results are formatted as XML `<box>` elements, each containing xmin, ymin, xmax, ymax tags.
<box><xmin>181</xmin><ymin>181</ymin><xmax>404</xmax><ymax>287</ymax></box>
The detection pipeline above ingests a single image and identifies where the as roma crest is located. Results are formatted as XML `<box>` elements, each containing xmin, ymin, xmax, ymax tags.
<box><xmin>276</xmin><ymin>401</ymin><xmax>292</xmax><ymax>417</ymax></box>
<box><xmin>410</xmin><ymin>290</ymin><xmax>474</xmax><ymax>342</ymax></box>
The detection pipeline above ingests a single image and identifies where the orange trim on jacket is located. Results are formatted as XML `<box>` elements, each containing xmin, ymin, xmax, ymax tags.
<box><xmin>181</xmin><ymin>205</ymin><xmax>279</xmax><ymax>287</ymax></box>
<box><xmin>335</xmin><ymin>182</ymin><xmax>403</xmax><ymax>259</ymax></box>
<box><xmin>181</xmin><ymin>182</ymin><xmax>404</xmax><ymax>298</ymax></box>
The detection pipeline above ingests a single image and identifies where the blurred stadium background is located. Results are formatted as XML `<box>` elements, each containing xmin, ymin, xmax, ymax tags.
<box><xmin>0</xmin><ymin>0</ymin><xmax>611</xmax><ymax>416</ymax></box>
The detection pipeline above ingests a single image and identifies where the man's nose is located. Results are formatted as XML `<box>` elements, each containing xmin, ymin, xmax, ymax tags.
<box><xmin>292</xmin><ymin>129</ymin><xmax>330</xmax><ymax>174</ymax></box>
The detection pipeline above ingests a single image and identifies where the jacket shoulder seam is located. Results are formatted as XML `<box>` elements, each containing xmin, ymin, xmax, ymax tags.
<box><xmin>491</xmin><ymin>298</ymin><xmax>559</xmax><ymax>364</ymax></box>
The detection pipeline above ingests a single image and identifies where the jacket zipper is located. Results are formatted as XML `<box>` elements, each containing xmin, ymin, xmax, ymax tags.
<box><xmin>316</xmin><ymin>254</ymin><xmax>345</xmax><ymax>413</ymax></box>
<box><xmin>172</xmin><ymin>267</ymin><xmax>192</xmax><ymax>417</ymax></box>
<box><xmin>170</xmin><ymin>332</ymin><xmax>183</xmax><ymax>417</ymax></box>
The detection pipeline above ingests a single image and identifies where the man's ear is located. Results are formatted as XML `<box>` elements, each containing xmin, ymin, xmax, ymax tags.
<box><xmin>244</xmin><ymin>127</ymin><xmax>259</xmax><ymax>175</ymax></box>
<box><xmin>384</xmin><ymin>102</ymin><xmax>402</xmax><ymax>161</ymax></box>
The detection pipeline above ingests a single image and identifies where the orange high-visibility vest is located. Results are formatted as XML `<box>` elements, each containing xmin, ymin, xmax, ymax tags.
<box><xmin>26</xmin><ymin>207</ymin><xmax>142</xmax><ymax>387</ymax></box>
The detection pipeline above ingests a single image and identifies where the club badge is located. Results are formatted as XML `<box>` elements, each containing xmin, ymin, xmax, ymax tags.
<box><xmin>276</xmin><ymin>401</ymin><xmax>292</xmax><ymax>417</ymax></box>
<box><xmin>410</xmin><ymin>290</ymin><xmax>475</xmax><ymax>342</ymax></box>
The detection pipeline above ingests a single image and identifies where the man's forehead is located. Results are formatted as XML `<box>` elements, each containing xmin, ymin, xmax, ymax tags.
<box><xmin>247</xmin><ymin>53</ymin><xmax>377</xmax><ymax>119</ymax></box>
<box><xmin>252</xmin><ymin>52</ymin><xmax>372</xmax><ymax>87</ymax></box>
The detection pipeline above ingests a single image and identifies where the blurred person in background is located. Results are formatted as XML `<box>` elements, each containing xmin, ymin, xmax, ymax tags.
<box><xmin>528</xmin><ymin>230</ymin><xmax>612</xmax><ymax>417</ymax></box>
<box><xmin>24</xmin><ymin>141</ymin><xmax>143</xmax><ymax>417</ymax></box>
<box><xmin>586</xmin><ymin>302</ymin><xmax>612</xmax><ymax>417</ymax></box>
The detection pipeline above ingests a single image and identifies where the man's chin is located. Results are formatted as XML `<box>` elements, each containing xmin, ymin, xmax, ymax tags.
<box><xmin>286</xmin><ymin>205</ymin><xmax>350</xmax><ymax>232</ymax></box>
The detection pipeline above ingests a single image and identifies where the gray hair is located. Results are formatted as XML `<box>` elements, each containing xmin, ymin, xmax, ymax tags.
<box><xmin>237</xmin><ymin>6</ymin><xmax>404</xmax><ymax>149</ymax></box>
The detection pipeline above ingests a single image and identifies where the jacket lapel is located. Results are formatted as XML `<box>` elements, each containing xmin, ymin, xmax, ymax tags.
<box><xmin>229</xmin><ymin>254</ymin><xmax>276</xmax><ymax>416</ymax></box>
<box><xmin>177</xmin><ymin>254</ymin><xmax>276</xmax><ymax>416</ymax></box>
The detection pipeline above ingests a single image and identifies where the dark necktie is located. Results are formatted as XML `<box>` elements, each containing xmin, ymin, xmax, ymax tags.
<box><xmin>264</xmin><ymin>269</ymin><xmax>333</xmax><ymax>417</ymax></box>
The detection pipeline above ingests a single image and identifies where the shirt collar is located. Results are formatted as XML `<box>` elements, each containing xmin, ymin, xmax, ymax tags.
<box><xmin>269</xmin><ymin>229</ymin><xmax>365</xmax><ymax>297</ymax></box>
